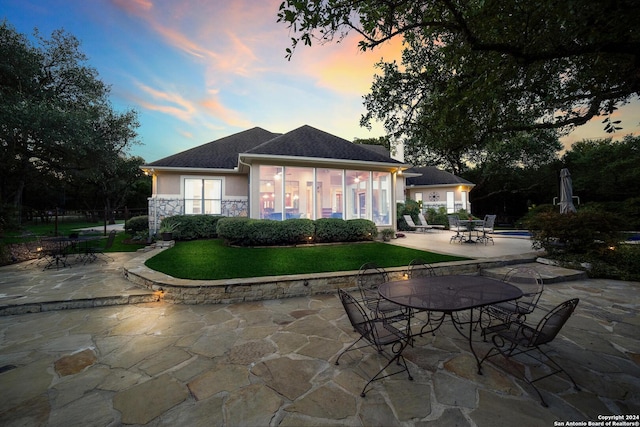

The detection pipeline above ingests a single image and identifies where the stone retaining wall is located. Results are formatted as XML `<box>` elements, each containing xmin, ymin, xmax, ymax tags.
<box><xmin>124</xmin><ymin>250</ymin><xmax>537</xmax><ymax>304</ymax></box>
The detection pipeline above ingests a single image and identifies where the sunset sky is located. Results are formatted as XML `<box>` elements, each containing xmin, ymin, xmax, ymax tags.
<box><xmin>2</xmin><ymin>0</ymin><xmax>638</xmax><ymax>163</ymax></box>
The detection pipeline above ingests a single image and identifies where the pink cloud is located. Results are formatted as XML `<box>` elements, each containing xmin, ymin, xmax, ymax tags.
<box><xmin>134</xmin><ymin>82</ymin><xmax>196</xmax><ymax>122</ymax></box>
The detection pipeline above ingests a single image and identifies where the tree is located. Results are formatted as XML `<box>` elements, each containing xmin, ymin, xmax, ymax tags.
<box><xmin>561</xmin><ymin>135</ymin><xmax>640</xmax><ymax>203</ymax></box>
<box><xmin>278</xmin><ymin>0</ymin><xmax>639</xmax><ymax>167</ymax></box>
<box><xmin>0</xmin><ymin>21</ymin><xmax>141</xmax><ymax>224</ymax></box>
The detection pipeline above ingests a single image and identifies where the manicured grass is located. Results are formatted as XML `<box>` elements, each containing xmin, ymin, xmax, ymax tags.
<box><xmin>145</xmin><ymin>239</ymin><xmax>469</xmax><ymax>280</ymax></box>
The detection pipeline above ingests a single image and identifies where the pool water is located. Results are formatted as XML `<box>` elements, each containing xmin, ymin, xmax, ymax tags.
<box><xmin>492</xmin><ymin>231</ymin><xmax>532</xmax><ymax>237</ymax></box>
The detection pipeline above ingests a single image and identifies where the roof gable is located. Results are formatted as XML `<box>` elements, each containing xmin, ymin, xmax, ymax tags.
<box><xmin>245</xmin><ymin>125</ymin><xmax>402</xmax><ymax>165</ymax></box>
<box><xmin>405</xmin><ymin>166</ymin><xmax>473</xmax><ymax>186</ymax></box>
<box><xmin>144</xmin><ymin>127</ymin><xmax>281</xmax><ymax>169</ymax></box>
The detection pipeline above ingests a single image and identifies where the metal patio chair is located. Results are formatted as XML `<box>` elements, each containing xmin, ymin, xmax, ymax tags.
<box><xmin>447</xmin><ymin>215</ymin><xmax>467</xmax><ymax>243</ymax></box>
<box><xmin>82</xmin><ymin>230</ymin><xmax>116</xmax><ymax>264</ymax></box>
<box><xmin>336</xmin><ymin>289</ymin><xmax>413</xmax><ymax>397</ymax></box>
<box><xmin>406</xmin><ymin>258</ymin><xmax>436</xmax><ymax>279</ymax></box>
<box><xmin>477</xmin><ymin>214</ymin><xmax>496</xmax><ymax>245</ymax></box>
<box><xmin>406</xmin><ymin>259</ymin><xmax>445</xmax><ymax>335</ymax></box>
<box><xmin>356</xmin><ymin>262</ymin><xmax>408</xmax><ymax>322</ymax></box>
<box><xmin>483</xmin><ymin>266</ymin><xmax>545</xmax><ymax>337</ymax></box>
<box><xmin>480</xmin><ymin>298</ymin><xmax>581</xmax><ymax>407</ymax></box>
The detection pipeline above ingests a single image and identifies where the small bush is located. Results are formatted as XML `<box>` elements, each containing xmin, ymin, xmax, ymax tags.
<box><xmin>125</xmin><ymin>215</ymin><xmax>148</xmax><ymax>234</ymax></box>
<box><xmin>280</xmin><ymin>218</ymin><xmax>315</xmax><ymax>244</ymax></box>
<box><xmin>396</xmin><ymin>200</ymin><xmax>421</xmax><ymax>231</ymax></box>
<box><xmin>217</xmin><ymin>217</ymin><xmax>252</xmax><ymax>245</ymax></box>
<box><xmin>345</xmin><ymin>219</ymin><xmax>378</xmax><ymax>241</ymax></box>
<box><xmin>425</xmin><ymin>207</ymin><xmax>448</xmax><ymax>227</ymax></box>
<box><xmin>246</xmin><ymin>220</ymin><xmax>281</xmax><ymax>246</ymax></box>
<box><xmin>166</xmin><ymin>214</ymin><xmax>225</xmax><ymax>240</ymax></box>
<box><xmin>315</xmin><ymin>218</ymin><xmax>350</xmax><ymax>243</ymax></box>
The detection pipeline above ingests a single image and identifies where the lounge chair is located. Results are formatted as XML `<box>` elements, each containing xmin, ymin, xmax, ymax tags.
<box><xmin>417</xmin><ymin>213</ymin><xmax>445</xmax><ymax>231</ymax></box>
<box><xmin>403</xmin><ymin>215</ymin><xmax>431</xmax><ymax>232</ymax></box>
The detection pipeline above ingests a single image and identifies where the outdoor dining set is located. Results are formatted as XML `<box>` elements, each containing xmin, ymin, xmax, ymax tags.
<box><xmin>24</xmin><ymin>230</ymin><xmax>116</xmax><ymax>270</ymax></box>
<box><xmin>337</xmin><ymin>261</ymin><xmax>580</xmax><ymax>407</ymax></box>
<box><xmin>403</xmin><ymin>213</ymin><xmax>497</xmax><ymax>245</ymax></box>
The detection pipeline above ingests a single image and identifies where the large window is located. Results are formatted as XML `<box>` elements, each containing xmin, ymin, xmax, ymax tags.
<box><xmin>316</xmin><ymin>168</ymin><xmax>343</xmax><ymax>219</ymax></box>
<box><xmin>346</xmin><ymin>170</ymin><xmax>369</xmax><ymax>220</ymax></box>
<box><xmin>286</xmin><ymin>167</ymin><xmax>313</xmax><ymax>219</ymax></box>
<box><xmin>185</xmin><ymin>178</ymin><xmax>222</xmax><ymax>214</ymax></box>
<box><xmin>372</xmin><ymin>171</ymin><xmax>391</xmax><ymax>225</ymax></box>
<box><xmin>257</xmin><ymin>165</ymin><xmax>391</xmax><ymax>225</ymax></box>
<box><xmin>259</xmin><ymin>166</ymin><xmax>281</xmax><ymax>219</ymax></box>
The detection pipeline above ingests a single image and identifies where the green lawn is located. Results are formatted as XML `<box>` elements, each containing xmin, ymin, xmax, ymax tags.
<box><xmin>2</xmin><ymin>221</ymin><xmax>145</xmax><ymax>253</ymax></box>
<box><xmin>145</xmin><ymin>239</ymin><xmax>468</xmax><ymax>280</ymax></box>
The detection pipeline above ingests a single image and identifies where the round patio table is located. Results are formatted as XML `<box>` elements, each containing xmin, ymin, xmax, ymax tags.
<box><xmin>379</xmin><ymin>275</ymin><xmax>523</xmax><ymax>373</ymax></box>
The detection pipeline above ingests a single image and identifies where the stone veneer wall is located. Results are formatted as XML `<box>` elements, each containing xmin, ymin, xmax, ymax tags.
<box><xmin>148</xmin><ymin>198</ymin><xmax>248</xmax><ymax>232</ymax></box>
<box><xmin>124</xmin><ymin>254</ymin><xmax>535</xmax><ymax>305</ymax></box>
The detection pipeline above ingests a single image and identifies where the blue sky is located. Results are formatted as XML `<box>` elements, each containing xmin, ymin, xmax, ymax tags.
<box><xmin>2</xmin><ymin>0</ymin><xmax>638</xmax><ymax>163</ymax></box>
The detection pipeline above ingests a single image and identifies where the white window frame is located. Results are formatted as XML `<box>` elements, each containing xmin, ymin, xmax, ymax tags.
<box><xmin>184</xmin><ymin>177</ymin><xmax>223</xmax><ymax>215</ymax></box>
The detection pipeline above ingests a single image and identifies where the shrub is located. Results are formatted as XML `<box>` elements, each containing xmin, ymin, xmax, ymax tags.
<box><xmin>280</xmin><ymin>218</ymin><xmax>315</xmax><ymax>244</ymax></box>
<box><xmin>425</xmin><ymin>207</ymin><xmax>448</xmax><ymax>227</ymax></box>
<box><xmin>217</xmin><ymin>217</ymin><xmax>252</xmax><ymax>245</ymax></box>
<box><xmin>315</xmin><ymin>218</ymin><xmax>350</xmax><ymax>242</ymax></box>
<box><xmin>396</xmin><ymin>200</ymin><xmax>421</xmax><ymax>231</ymax></box>
<box><xmin>525</xmin><ymin>209</ymin><xmax>623</xmax><ymax>257</ymax></box>
<box><xmin>166</xmin><ymin>214</ymin><xmax>225</xmax><ymax>240</ymax></box>
<box><xmin>345</xmin><ymin>219</ymin><xmax>378</xmax><ymax>241</ymax></box>
<box><xmin>125</xmin><ymin>215</ymin><xmax>148</xmax><ymax>234</ymax></box>
<box><xmin>218</xmin><ymin>217</ymin><xmax>376</xmax><ymax>246</ymax></box>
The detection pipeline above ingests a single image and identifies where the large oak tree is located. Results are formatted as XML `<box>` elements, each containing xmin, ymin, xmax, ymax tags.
<box><xmin>278</xmin><ymin>0</ymin><xmax>639</xmax><ymax>171</ymax></box>
<box><xmin>0</xmin><ymin>21</ymin><xmax>143</xmax><ymax>224</ymax></box>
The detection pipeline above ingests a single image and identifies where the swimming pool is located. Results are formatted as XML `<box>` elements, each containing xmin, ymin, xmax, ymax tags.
<box><xmin>492</xmin><ymin>231</ymin><xmax>532</xmax><ymax>237</ymax></box>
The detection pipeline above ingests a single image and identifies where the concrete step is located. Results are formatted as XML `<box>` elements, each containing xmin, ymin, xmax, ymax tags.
<box><xmin>481</xmin><ymin>262</ymin><xmax>588</xmax><ymax>284</ymax></box>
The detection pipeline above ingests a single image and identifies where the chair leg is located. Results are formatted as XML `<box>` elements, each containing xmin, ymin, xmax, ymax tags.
<box><xmin>360</xmin><ymin>342</ymin><xmax>413</xmax><ymax>397</ymax></box>
<box><xmin>527</xmin><ymin>346</ymin><xmax>581</xmax><ymax>407</ymax></box>
<box><xmin>335</xmin><ymin>336</ymin><xmax>368</xmax><ymax>366</ymax></box>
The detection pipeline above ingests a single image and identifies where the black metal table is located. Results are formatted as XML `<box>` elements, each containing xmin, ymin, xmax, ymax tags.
<box><xmin>40</xmin><ymin>237</ymin><xmax>74</xmax><ymax>270</ymax></box>
<box><xmin>378</xmin><ymin>275</ymin><xmax>523</xmax><ymax>373</ymax></box>
<box><xmin>457</xmin><ymin>219</ymin><xmax>485</xmax><ymax>243</ymax></box>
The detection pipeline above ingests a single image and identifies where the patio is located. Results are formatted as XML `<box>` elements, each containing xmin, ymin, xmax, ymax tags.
<box><xmin>0</xmin><ymin>248</ymin><xmax>638</xmax><ymax>425</ymax></box>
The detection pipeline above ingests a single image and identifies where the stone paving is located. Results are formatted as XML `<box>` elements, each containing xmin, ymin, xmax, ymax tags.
<box><xmin>1</xmin><ymin>271</ymin><xmax>639</xmax><ymax>425</ymax></box>
<box><xmin>0</xmin><ymin>232</ymin><xmax>639</xmax><ymax>426</ymax></box>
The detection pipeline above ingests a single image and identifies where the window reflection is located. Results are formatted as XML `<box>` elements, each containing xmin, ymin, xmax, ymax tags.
<box><xmin>258</xmin><ymin>165</ymin><xmax>391</xmax><ymax>224</ymax></box>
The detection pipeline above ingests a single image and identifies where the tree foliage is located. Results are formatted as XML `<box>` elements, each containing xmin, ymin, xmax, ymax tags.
<box><xmin>561</xmin><ymin>135</ymin><xmax>640</xmax><ymax>203</ymax></box>
<box><xmin>0</xmin><ymin>21</ymin><xmax>142</xmax><ymax>223</ymax></box>
<box><xmin>278</xmin><ymin>0</ymin><xmax>639</xmax><ymax>169</ymax></box>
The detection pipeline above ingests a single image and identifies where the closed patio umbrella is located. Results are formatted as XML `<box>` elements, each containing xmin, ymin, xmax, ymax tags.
<box><xmin>559</xmin><ymin>168</ymin><xmax>577</xmax><ymax>214</ymax></box>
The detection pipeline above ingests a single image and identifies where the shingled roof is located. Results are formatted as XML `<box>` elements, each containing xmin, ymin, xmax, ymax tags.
<box><xmin>405</xmin><ymin>166</ymin><xmax>473</xmax><ymax>186</ymax></box>
<box><xmin>245</xmin><ymin>125</ymin><xmax>403</xmax><ymax>165</ymax></box>
<box><xmin>144</xmin><ymin>127</ymin><xmax>281</xmax><ymax>169</ymax></box>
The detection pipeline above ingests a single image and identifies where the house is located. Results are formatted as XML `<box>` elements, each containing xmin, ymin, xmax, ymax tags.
<box><xmin>141</xmin><ymin>125</ymin><xmax>474</xmax><ymax>233</ymax></box>
<box><xmin>404</xmin><ymin>166</ymin><xmax>475</xmax><ymax>213</ymax></box>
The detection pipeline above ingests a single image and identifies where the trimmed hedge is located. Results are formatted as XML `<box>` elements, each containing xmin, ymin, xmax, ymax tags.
<box><xmin>161</xmin><ymin>215</ymin><xmax>225</xmax><ymax>240</ymax></box>
<box><xmin>217</xmin><ymin>217</ymin><xmax>377</xmax><ymax>246</ymax></box>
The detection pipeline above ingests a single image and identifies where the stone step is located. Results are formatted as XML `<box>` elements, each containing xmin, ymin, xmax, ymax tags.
<box><xmin>481</xmin><ymin>262</ymin><xmax>588</xmax><ymax>284</ymax></box>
